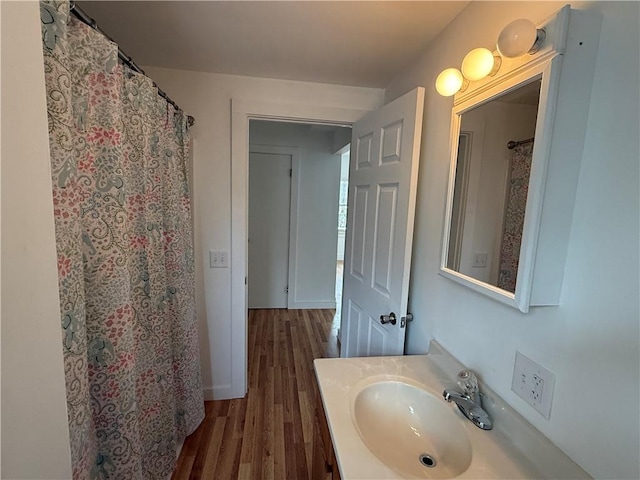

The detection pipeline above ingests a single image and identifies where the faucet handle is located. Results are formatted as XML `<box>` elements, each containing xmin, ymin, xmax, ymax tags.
<box><xmin>457</xmin><ymin>369</ymin><xmax>478</xmax><ymax>395</ymax></box>
<box><xmin>457</xmin><ymin>369</ymin><xmax>483</xmax><ymax>406</ymax></box>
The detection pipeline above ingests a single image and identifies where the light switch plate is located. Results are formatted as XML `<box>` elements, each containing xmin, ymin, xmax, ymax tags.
<box><xmin>511</xmin><ymin>351</ymin><xmax>555</xmax><ymax>419</ymax></box>
<box><xmin>472</xmin><ymin>252</ymin><xmax>488</xmax><ymax>268</ymax></box>
<box><xmin>209</xmin><ymin>250</ymin><xmax>229</xmax><ymax>268</ymax></box>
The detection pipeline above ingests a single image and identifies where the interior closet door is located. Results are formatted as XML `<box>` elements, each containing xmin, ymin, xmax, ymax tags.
<box><xmin>248</xmin><ymin>151</ymin><xmax>292</xmax><ymax>308</ymax></box>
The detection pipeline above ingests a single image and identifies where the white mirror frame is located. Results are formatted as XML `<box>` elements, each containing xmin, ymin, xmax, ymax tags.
<box><xmin>439</xmin><ymin>7</ymin><xmax>569</xmax><ymax>313</ymax></box>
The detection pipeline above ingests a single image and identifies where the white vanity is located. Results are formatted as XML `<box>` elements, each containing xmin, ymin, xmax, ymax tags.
<box><xmin>313</xmin><ymin>341</ymin><xmax>590</xmax><ymax>479</ymax></box>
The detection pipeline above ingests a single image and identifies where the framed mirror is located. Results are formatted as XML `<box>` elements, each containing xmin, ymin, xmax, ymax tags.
<box><xmin>440</xmin><ymin>51</ymin><xmax>564</xmax><ymax>313</ymax></box>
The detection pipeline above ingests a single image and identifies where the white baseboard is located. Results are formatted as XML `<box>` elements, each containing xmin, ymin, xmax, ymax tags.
<box><xmin>170</xmin><ymin>438</ymin><xmax>185</xmax><ymax>479</ymax></box>
<box><xmin>289</xmin><ymin>300</ymin><xmax>336</xmax><ymax>309</ymax></box>
<box><xmin>203</xmin><ymin>384</ymin><xmax>237</xmax><ymax>401</ymax></box>
<box><xmin>176</xmin><ymin>439</ymin><xmax>184</xmax><ymax>459</ymax></box>
<box><xmin>202</xmin><ymin>387</ymin><xmax>215</xmax><ymax>401</ymax></box>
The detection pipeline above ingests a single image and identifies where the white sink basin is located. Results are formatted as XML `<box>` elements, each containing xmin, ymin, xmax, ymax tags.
<box><xmin>352</xmin><ymin>380</ymin><xmax>472</xmax><ymax>479</ymax></box>
<box><xmin>316</xmin><ymin>346</ymin><xmax>590</xmax><ymax>479</ymax></box>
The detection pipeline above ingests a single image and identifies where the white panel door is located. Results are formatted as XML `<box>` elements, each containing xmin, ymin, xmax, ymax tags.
<box><xmin>248</xmin><ymin>152</ymin><xmax>292</xmax><ymax>308</ymax></box>
<box><xmin>341</xmin><ymin>87</ymin><xmax>424</xmax><ymax>357</ymax></box>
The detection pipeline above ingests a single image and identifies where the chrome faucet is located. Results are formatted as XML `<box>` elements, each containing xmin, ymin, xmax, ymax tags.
<box><xmin>443</xmin><ymin>370</ymin><xmax>493</xmax><ymax>430</ymax></box>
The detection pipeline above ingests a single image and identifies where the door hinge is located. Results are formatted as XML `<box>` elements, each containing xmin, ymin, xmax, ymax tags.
<box><xmin>285</xmin><ymin>285</ymin><xmax>289</xmax><ymax>294</ymax></box>
<box><xmin>245</xmin><ymin>276</ymin><xmax>247</xmax><ymax>285</ymax></box>
<box><xmin>289</xmin><ymin>168</ymin><xmax>292</xmax><ymax>177</ymax></box>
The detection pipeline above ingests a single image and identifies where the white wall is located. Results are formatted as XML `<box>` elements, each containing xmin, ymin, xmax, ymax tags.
<box><xmin>332</xmin><ymin>127</ymin><xmax>351</xmax><ymax>155</ymax></box>
<box><xmin>250</xmin><ymin>121</ymin><xmax>346</xmax><ymax>309</ymax></box>
<box><xmin>1</xmin><ymin>1</ymin><xmax>73</xmax><ymax>478</ymax></box>
<box><xmin>143</xmin><ymin>66</ymin><xmax>383</xmax><ymax>399</ymax></box>
<box><xmin>384</xmin><ymin>2</ymin><xmax>639</xmax><ymax>479</ymax></box>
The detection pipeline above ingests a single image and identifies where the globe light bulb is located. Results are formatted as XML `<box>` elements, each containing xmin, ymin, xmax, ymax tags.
<box><xmin>497</xmin><ymin>19</ymin><xmax>542</xmax><ymax>58</ymax></box>
<box><xmin>461</xmin><ymin>48</ymin><xmax>498</xmax><ymax>81</ymax></box>
<box><xmin>435</xmin><ymin>68</ymin><xmax>464</xmax><ymax>97</ymax></box>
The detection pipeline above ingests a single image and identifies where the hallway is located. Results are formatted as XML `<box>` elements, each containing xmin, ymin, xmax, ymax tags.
<box><xmin>172</xmin><ymin>309</ymin><xmax>339</xmax><ymax>479</ymax></box>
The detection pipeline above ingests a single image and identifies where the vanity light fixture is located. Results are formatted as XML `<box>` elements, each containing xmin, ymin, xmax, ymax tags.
<box><xmin>497</xmin><ymin>18</ymin><xmax>546</xmax><ymax>58</ymax></box>
<box><xmin>461</xmin><ymin>48</ymin><xmax>502</xmax><ymax>81</ymax></box>
<box><xmin>435</xmin><ymin>47</ymin><xmax>501</xmax><ymax>97</ymax></box>
<box><xmin>435</xmin><ymin>68</ymin><xmax>468</xmax><ymax>97</ymax></box>
<box><xmin>435</xmin><ymin>17</ymin><xmax>545</xmax><ymax>97</ymax></box>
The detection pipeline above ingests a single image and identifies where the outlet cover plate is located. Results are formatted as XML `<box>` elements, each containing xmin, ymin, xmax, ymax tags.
<box><xmin>511</xmin><ymin>351</ymin><xmax>555</xmax><ymax>419</ymax></box>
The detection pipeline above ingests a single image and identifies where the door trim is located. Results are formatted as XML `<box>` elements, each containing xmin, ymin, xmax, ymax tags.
<box><xmin>231</xmin><ymin>99</ymin><xmax>373</xmax><ymax>398</ymax></box>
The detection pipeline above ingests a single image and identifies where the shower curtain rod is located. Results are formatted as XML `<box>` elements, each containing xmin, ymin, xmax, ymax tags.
<box><xmin>507</xmin><ymin>137</ymin><xmax>534</xmax><ymax>150</ymax></box>
<box><xmin>69</xmin><ymin>2</ymin><xmax>195</xmax><ymax>128</ymax></box>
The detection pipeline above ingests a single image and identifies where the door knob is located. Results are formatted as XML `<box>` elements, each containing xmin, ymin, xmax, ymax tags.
<box><xmin>380</xmin><ymin>312</ymin><xmax>397</xmax><ymax>325</ymax></box>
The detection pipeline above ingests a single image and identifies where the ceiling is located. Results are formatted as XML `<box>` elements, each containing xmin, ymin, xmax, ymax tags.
<box><xmin>77</xmin><ymin>1</ymin><xmax>469</xmax><ymax>88</ymax></box>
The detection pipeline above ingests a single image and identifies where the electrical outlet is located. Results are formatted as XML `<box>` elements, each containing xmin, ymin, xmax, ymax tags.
<box><xmin>511</xmin><ymin>351</ymin><xmax>555</xmax><ymax>419</ymax></box>
<box><xmin>209</xmin><ymin>250</ymin><xmax>229</xmax><ymax>268</ymax></box>
<box><xmin>532</xmin><ymin>374</ymin><xmax>544</xmax><ymax>401</ymax></box>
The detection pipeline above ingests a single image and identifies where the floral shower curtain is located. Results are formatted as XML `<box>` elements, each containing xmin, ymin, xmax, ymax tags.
<box><xmin>40</xmin><ymin>1</ymin><xmax>204</xmax><ymax>477</ymax></box>
<box><xmin>498</xmin><ymin>143</ymin><xmax>534</xmax><ymax>292</ymax></box>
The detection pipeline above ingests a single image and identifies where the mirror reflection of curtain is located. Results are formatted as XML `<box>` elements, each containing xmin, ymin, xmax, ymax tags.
<box><xmin>40</xmin><ymin>1</ymin><xmax>204</xmax><ymax>477</ymax></box>
<box><xmin>498</xmin><ymin>143</ymin><xmax>534</xmax><ymax>292</ymax></box>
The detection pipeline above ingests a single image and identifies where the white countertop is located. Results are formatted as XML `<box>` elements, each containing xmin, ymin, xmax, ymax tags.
<box><xmin>314</xmin><ymin>341</ymin><xmax>590</xmax><ymax>479</ymax></box>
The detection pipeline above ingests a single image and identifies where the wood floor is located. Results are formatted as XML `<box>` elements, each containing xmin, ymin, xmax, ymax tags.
<box><xmin>171</xmin><ymin>308</ymin><xmax>340</xmax><ymax>479</ymax></box>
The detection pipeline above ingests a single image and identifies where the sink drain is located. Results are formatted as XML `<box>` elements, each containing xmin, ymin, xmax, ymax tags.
<box><xmin>419</xmin><ymin>454</ymin><xmax>437</xmax><ymax>468</ymax></box>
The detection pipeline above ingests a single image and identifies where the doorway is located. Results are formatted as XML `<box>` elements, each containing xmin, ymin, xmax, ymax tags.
<box><xmin>230</xmin><ymin>99</ymin><xmax>369</xmax><ymax>398</ymax></box>
<box><xmin>247</xmin><ymin>120</ymin><xmax>351</xmax><ymax>312</ymax></box>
